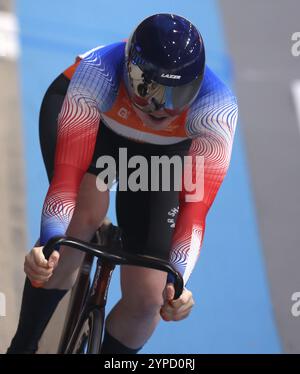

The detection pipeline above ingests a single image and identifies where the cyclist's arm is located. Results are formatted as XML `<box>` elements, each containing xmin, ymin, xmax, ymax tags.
<box><xmin>40</xmin><ymin>59</ymin><xmax>102</xmax><ymax>245</ymax></box>
<box><xmin>39</xmin><ymin>43</ymin><xmax>125</xmax><ymax>245</ymax></box>
<box><xmin>170</xmin><ymin>71</ymin><xmax>238</xmax><ymax>285</ymax></box>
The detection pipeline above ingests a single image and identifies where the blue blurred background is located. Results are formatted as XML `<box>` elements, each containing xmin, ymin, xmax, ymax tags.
<box><xmin>1</xmin><ymin>0</ymin><xmax>300</xmax><ymax>354</ymax></box>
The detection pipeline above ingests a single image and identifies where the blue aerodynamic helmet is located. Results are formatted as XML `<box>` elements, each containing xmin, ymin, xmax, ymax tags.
<box><xmin>125</xmin><ymin>13</ymin><xmax>205</xmax><ymax>115</ymax></box>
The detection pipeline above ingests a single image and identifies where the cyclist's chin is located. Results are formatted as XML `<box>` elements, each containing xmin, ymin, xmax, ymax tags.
<box><xmin>133</xmin><ymin>106</ymin><xmax>176</xmax><ymax>130</ymax></box>
<box><xmin>144</xmin><ymin>114</ymin><xmax>174</xmax><ymax>130</ymax></box>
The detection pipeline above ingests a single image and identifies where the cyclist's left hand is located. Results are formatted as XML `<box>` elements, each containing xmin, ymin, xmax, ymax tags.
<box><xmin>160</xmin><ymin>283</ymin><xmax>194</xmax><ymax>322</ymax></box>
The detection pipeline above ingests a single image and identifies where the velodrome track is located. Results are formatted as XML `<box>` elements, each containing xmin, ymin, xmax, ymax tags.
<box><xmin>0</xmin><ymin>0</ymin><xmax>299</xmax><ymax>353</ymax></box>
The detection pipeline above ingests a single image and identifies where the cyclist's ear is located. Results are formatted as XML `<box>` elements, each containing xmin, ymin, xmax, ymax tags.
<box><xmin>48</xmin><ymin>250</ymin><xmax>60</xmax><ymax>268</ymax></box>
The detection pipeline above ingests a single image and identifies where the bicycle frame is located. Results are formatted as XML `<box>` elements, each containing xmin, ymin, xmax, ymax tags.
<box><xmin>57</xmin><ymin>252</ymin><xmax>94</xmax><ymax>354</ymax></box>
<box><xmin>43</xmin><ymin>223</ymin><xmax>184</xmax><ymax>354</ymax></box>
<box><xmin>62</xmin><ymin>257</ymin><xmax>115</xmax><ymax>354</ymax></box>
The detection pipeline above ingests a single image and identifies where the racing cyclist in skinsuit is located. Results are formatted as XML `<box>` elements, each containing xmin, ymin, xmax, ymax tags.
<box><xmin>7</xmin><ymin>14</ymin><xmax>238</xmax><ymax>354</ymax></box>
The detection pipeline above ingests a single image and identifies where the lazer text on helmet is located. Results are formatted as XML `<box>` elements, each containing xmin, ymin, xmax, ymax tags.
<box><xmin>160</xmin><ymin>73</ymin><xmax>181</xmax><ymax>79</ymax></box>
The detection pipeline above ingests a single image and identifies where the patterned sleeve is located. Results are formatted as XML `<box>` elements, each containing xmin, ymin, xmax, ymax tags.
<box><xmin>40</xmin><ymin>43</ymin><xmax>123</xmax><ymax>244</ymax></box>
<box><xmin>170</xmin><ymin>67</ymin><xmax>238</xmax><ymax>284</ymax></box>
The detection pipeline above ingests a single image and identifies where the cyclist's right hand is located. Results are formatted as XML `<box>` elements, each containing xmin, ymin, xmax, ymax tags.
<box><xmin>24</xmin><ymin>246</ymin><xmax>60</xmax><ymax>287</ymax></box>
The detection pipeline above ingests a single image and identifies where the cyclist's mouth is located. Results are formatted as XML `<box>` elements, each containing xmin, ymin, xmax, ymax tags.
<box><xmin>148</xmin><ymin>114</ymin><xmax>168</xmax><ymax>122</ymax></box>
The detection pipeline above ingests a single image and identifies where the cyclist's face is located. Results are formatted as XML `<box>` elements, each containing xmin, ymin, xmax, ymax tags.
<box><xmin>128</xmin><ymin>63</ymin><xmax>179</xmax><ymax>117</ymax></box>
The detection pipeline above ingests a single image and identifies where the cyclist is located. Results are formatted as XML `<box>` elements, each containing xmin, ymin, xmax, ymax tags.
<box><xmin>7</xmin><ymin>13</ymin><xmax>238</xmax><ymax>354</ymax></box>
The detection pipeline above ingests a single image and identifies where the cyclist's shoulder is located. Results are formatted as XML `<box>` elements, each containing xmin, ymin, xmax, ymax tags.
<box><xmin>194</xmin><ymin>66</ymin><xmax>237</xmax><ymax>108</ymax></box>
<box><xmin>186</xmin><ymin>66</ymin><xmax>237</xmax><ymax>118</ymax></box>
<box><xmin>185</xmin><ymin>66</ymin><xmax>238</xmax><ymax>135</ymax></box>
<box><xmin>68</xmin><ymin>42</ymin><xmax>126</xmax><ymax>111</ymax></box>
<box><xmin>75</xmin><ymin>42</ymin><xmax>126</xmax><ymax>82</ymax></box>
<box><xmin>79</xmin><ymin>41</ymin><xmax>126</xmax><ymax>65</ymax></box>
